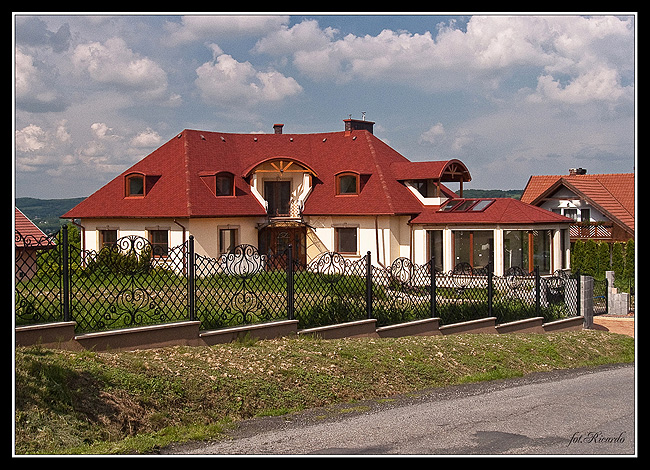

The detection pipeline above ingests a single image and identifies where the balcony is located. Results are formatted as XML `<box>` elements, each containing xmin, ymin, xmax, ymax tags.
<box><xmin>245</xmin><ymin>158</ymin><xmax>316</xmax><ymax>224</ymax></box>
<box><xmin>570</xmin><ymin>222</ymin><xmax>614</xmax><ymax>240</ymax></box>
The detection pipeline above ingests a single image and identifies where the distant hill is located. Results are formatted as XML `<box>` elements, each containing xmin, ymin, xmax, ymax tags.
<box><xmin>462</xmin><ymin>189</ymin><xmax>522</xmax><ymax>199</ymax></box>
<box><xmin>15</xmin><ymin>197</ymin><xmax>85</xmax><ymax>234</ymax></box>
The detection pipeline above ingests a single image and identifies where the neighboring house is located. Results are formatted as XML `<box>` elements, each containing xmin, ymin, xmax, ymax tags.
<box><xmin>521</xmin><ymin>169</ymin><xmax>635</xmax><ymax>243</ymax></box>
<box><xmin>63</xmin><ymin>118</ymin><xmax>572</xmax><ymax>275</ymax></box>
<box><xmin>15</xmin><ymin>207</ymin><xmax>55</xmax><ymax>281</ymax></box>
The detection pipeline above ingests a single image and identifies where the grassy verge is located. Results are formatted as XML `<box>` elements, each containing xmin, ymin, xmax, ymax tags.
<box><xmin>14</xmin><ymin>330</ymin><xmax>634</xmax><ymax>455</ymax></box>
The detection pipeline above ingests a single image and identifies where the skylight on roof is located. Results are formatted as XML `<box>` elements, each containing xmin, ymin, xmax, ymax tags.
<box><xmin>439</xmin><ymin>200</ymin><xmax>463</xmax><ymax>211</ymax></box>
<box><xmin>470</xmin><ymin>199</ymin><xmax>494</xmax><ymax>211</ymax></box>
<box><xmin>438</xmin><ymin>199</ymin><xmax>495</xmax><ymax>213</ymax></box>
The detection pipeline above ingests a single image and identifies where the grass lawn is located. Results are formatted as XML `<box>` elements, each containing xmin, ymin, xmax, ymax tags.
<box><xmin>14</xmin><ymin>330</ymin><xmax>634</xmax><ymax>455</ymax></box>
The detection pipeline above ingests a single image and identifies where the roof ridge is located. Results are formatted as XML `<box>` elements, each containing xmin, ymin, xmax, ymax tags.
<box><xmin>364</xmin><ymin>132</ymin><xmax>394</xmax><ymax>213</ymax></box>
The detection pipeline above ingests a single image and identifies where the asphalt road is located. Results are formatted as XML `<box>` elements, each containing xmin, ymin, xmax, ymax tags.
<box><xmin>164</xmin><ymin>363</ymin><xmax>636</xmax><ymax>456</ymax></box>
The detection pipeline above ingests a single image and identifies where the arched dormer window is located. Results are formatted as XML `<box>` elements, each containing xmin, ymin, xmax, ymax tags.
<box><xmin>125</xmin><ymin>173</ymin><xmax>145</xmax><ymax>197</ymax></box>
<box><xmin>336</xmin><ymin>172</ymin><xmax>359</xmax><ymax>195</ymax></box>
<box><xmin>216</xmin><ymin>172</ymin><xmax>235</xmax><ymax>196</ymax></box>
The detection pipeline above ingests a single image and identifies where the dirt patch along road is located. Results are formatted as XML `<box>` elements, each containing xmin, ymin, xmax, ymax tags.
<box><xmin>592</xmin><ymin>315</ymin><xmax>635</xmax><ymax>338</ymax></box>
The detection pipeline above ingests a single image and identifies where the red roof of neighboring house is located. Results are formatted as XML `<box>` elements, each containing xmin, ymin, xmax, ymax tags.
<box><xmin>15</xmin><ymin>207</ymin><xmax>54</xmax><ymax>247</ymax></box>
<box><xmin>521</xmin><ymin>172</ymin><xmax>635</xmax><ymax>233</ymax></box>
<box><xmin>410</xmin><ymin>198</ymin><xmax>572</xmax><ymax>225</ymax></box>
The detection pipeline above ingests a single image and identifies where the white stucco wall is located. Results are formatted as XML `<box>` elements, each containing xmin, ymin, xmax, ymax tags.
<box><xmin>76</xmin><ymin>217</ymin><xmax>570</xmax><ymax>275</ymax></box>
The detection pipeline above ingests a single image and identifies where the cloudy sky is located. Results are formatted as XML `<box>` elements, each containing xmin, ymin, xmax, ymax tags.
<box><xmin>14</xmin><ymin>13</ymin><xmax>636</xmax><ymax>199</ymax></box>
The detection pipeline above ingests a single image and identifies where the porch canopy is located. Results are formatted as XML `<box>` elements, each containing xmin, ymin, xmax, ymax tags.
<box><xmin>390</xmin><ymin>159</ymin><xmax>471</xmax><ymax>196</ymax></box>
<box><xmin>242</xmin><ymin>156</ymin><xmax>319</xmax><ymax>178</ymax></box>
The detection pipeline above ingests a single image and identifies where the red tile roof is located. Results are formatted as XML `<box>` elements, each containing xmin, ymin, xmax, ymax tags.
<box><xmin>521</xmin><ymin>173</ymin><xmax>635</xmax><ymax>233</ymax></box>
<box><xmin>410</xmin><ymin>198</ymin><xmax>572</xmax><ymax>225</ymax></box>
<box><xmin>15</xmin><ymin>208</ymin><xmax>54</xmax><ymax>247</ymax></box>
<box><xmin>63</xmin><ymin>128</ymin><xmax>436</xmax><ymax>219</ymax></box>
<box><xmin>62</xmin><ymin>126</ymin><xmax>570</xmax><ymax>227</ymax></box>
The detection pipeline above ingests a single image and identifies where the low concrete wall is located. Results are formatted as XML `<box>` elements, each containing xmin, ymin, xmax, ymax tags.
<box><xmin>376</xmin><ymin>318</ymin><xmax>441</xmax><ymax>338</ymax></box>
<box><xmin>75</xmin><ymin>321</ymin><xmax>203</xmax><ymax>351</ymax></box>
<box><xmin>440</xmin><ymin>317</ymin><xmax>497</xmax><ymax>335</ymax></box>
<box><xmin>15</xmin><ymin>321</ymin><xmax>79</xmax><ymax>349</ymax></box>
<box><xmin>496</xmin><ymin>317</ymin><xmax>545</xmax><ymax>334</ymax></box>
<box><xmin>542</xmin><ymin>316</ymin><xmax>585</xmax><ymax>333</ymax></box>
<box><xmin>200</xmin><ymin>320</ymin><xmax>298</xmax><ymax>345</ymax></box>
<box><xmin>298</xmin><ymin>319</ymin><xmax>378</xmax><ymax>340</ymax></box>
<box><xmin>15</xmin><ymin>315</ymin><xmax>588</xmax><ymax>351</ymax></box>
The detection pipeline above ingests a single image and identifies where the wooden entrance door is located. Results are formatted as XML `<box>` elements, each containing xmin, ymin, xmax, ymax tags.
<box><xmin>259</xmin><ymin>225</ymin><xmax>306</xmax><ymax>266</ymax></box>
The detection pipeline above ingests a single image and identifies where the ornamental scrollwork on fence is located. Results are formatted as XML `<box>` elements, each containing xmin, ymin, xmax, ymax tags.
<box><xmin>503</xmin><ymin>266</ymin><xmax>530</xmax><ymax>290</ymax></box>
<box><xmin>449</xmin><ymin>262</ymin><xmax>476</xmax><ymax>291</ymax></box>
<box><xmin>220</xmin><ymin>244</ymin><xmax>266</xmax><ymax>278</ymax></box>
<box><xmin>307</xmin><ymin>251</ymin><xmax>348</xmax><ymax>282</ymax></box>
<box><xmin>71</xmin><ymin>235</ymin><xmax>186</xmax><ymax>331</ymax></box>
<box><xmin>197</xmin><ymin>244</ymin><xmax>278</xmax><ymax>327</ymax></box>
<box><xmin>544</xmin><ymin>269</ymin><xmax>569</xmax><ymax>304</ymax></box>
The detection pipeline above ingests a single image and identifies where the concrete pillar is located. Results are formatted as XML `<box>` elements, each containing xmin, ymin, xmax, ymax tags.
<box><xmin>606</xmin><ymin>271</ymin><xmax>630</xmax><ymax>315</ymax></box>
<box><xmin>581</xmin><ymin>275</ymin><xmax>594</xmax><ymax>328</ymax></box>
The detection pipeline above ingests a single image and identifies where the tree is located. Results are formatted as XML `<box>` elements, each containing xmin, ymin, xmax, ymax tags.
<box><xmin>623</xmin><ymin>240</ymin><xmax>635</xmax><ymax>281</ymax></box>
<box><xmin>611</xmin><ymin>242</ymin><xmax>625</xmax><ymax>280</ymax></box>
<box><xmin>582</xmin><ymin>239</ymin><xmax>598</xmax><ymax>277</ymax></box>
<box><xmin>571</xmin><ymin>240</ymin><xmax>583</xmax><ymax>274</ymax></box>
<box><xmin>596</xmin><ymin>242</ymin><xmax>611</xmax><ymax>278</ymax></box>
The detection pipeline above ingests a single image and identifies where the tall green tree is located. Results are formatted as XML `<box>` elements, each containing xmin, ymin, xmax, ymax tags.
<box><xmin>582</xmin><ymin>239</ymin><xmax>598</xmax><ymax>276</ymax></box>
<box><xmin>623</xmin><ymin>240</ymin><xmax>635</xmax><ymax>281</ymax></box>
<box><xmin>611</xmin><ymin>242</ymin><xmax>625</xmax><ymax>280</ymax></box>
<box><xmin>596</xmin><ymin>242</ymin><xmax>611</xmax><ymax>278</ymax></box>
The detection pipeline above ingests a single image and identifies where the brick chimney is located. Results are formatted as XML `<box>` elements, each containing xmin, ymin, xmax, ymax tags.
<box><xmin>344</xmin><ymin>117</ymin><xmax>374</xmax><ymax>135</ymax></box>
<box><xmin>273</xmin><ymin>123</ymin><xmax>284</xmax><ymax>134</ymax></box>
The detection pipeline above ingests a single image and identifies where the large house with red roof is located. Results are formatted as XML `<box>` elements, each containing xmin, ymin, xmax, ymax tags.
<box><xmin>521</xmin><ymin>169</ymin><xmax>634</xmax><ymax>243</ymax></box>
<box><xmin>63</xmin><ymin>118</ymin><xmax>572</xmax><ymax>275</ymax></box>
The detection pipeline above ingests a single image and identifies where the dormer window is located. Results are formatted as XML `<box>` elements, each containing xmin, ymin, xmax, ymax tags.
<box><xmin>125</xmin><ymin>173</ymin><xmax>145</xmax><ymax>197</ymax></box>
<box><xmin>336</xmin><ymin>172</ymin><xmax>359</xmax><ymax>195</ymax></box>
<box><xmin>216</xmin><ymin>172</ymin><xmax>235</xmax><ymax>196</ymax></box>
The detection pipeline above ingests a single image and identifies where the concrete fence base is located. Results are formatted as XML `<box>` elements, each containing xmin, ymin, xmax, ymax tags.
<box><xmin>298</xmin><ymin>319</ymin><xmax>378</xmax><ymax>340</ymax></box>
<box><xmin>15</xmin><ymin>315</ymin><xmax>587</xmax><ymax>352</ymax></box>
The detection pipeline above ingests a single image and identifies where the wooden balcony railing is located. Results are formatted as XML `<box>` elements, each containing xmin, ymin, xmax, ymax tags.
<box><xmin>570</xmin><ymin>222</ymin><xmax>614</xmax><ymax>240</ymax></box>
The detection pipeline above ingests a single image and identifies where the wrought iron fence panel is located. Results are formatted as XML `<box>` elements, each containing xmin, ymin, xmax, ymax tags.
<box><xmin>593</xmin><ymin>277</ymin><xmax>608</xmax><ymax>315</ymax></box>
<box><xmin>69</xmin><ymin>236</ymin><xmax>190</xmax><ymax>333</ymax></box>
<box><xmin>293</xmin><ymin>252</ymin><xmax>369</xmax><ymax>329</ymax></box>
<box><xmin>539</xmin><ymin>269</ymin><xmax>579</xmax><ymax>320</ymax></box>
<box><xmin>491</xmin><ymin>267</ymin><xmax>538</xmax><ymax>324</ymax></box>
<box><xmin>15</xmin><ymin>229</ymin><xmax>64</xmax><ymax>325</ymax></box>
<box><xmin>194</xmin><ymin>244</ymin><xmax>289</xmax><ymax>329</ymax></box>
<box><xmin>434</xmin><ymin>263</ymin><xmax>490</xmax><ymax>324</ymax></box>
<box><xmin>372</xmin><ymin>258</ymin><xmax>434</xmax><ymax>327</ymax></box>
<box><xmin>16</xmin><ymin>227</ymin><xmax>584</xmax><ymax>335</ymax></box>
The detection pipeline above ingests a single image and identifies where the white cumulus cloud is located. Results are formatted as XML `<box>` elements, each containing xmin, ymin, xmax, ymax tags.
<box><xmin>72</xmin><ymin>37</ymin><xmax>170</xmax><ymax>100</ymax></box>
<box><xmin>195</xmin><ymin>51</ymin><xmax>302</xmax><ymax>106</ymax></box>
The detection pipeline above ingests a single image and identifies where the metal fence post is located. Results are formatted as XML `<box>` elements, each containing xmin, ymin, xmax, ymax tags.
<box><xmin>576</xmin><ymin>270</ymin><xmax>581</xmax><ymax>317</ymax></box>
<box><xmin>287</xmin><ymin>244</ymin><xmax>295</xmax><ymax>320</ymax></box>
<box><xmin>366</xmin><ymin>251</ymin><xmax>372</xmax><ymax>319</ymax></box>
<box><xmin>487</xmin><ymin>262</ymin><xmax>493</xmax><ymax>318</ymax></box>
<box><xmin>188</xmin><ymin>235</ymin><xmax>195</xmax><ymax>321</ymax></box>
<box><xmin>430</xmin><ymin>256</ymin><xmax>436</xmax><ymax>318</ymax></box>
<box><xmin>534</xmin><ymin>266</ymin><xmax>541</xmax><ymax>316</ymax></box>
<box><xmin>61</xmin><ymin>225</ymin><xmax>70</xmax><ymax>322</ymax></box>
